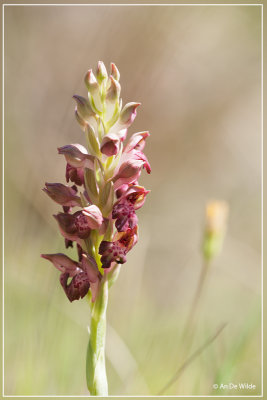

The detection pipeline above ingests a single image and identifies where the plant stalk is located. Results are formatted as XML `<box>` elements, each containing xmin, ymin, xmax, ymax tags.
<box><xmin>182</xmin><ymin>260</ymin><xmax>210</xmax><ymax>339</ymax></box>
<box><xmin>86</xmin><ymin>275</ymin><xmax>109</xmax><ymax>396</ymax></box>
<box><xmin>180</xmin><ymin>260</ymin><xmax>210</xmax><ymax>359</ymax></box>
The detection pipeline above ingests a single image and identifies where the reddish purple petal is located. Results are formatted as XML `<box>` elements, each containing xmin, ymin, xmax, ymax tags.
<box><xmin>60</xmin><ymin>272</ymin><xmax>90</xmax><ymax>302</ymax></box>
<box><xmin>43</xmin><ymin>183</ymin><xmax>81</xmax><ymax>207</ymax></box>
<box><xmin>66</xmin><ymin>164</ymin><xmax>84</xmax><ymax>186</ymax></box>
<box><xmin>41</xmin><ymin>253</ymin><xmax>80</xmax><ymax>277</ymax></box>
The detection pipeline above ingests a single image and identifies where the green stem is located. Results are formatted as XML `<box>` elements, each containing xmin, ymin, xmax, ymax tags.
<box><xmin>86</xmin><ymin>276</ymin><xmax>109</xmax><ymax>395</ymax></box>
<box><xmin>181</xmin><ymin>260</ymin><xmax>210</xmax><ymax>347</ymax></box>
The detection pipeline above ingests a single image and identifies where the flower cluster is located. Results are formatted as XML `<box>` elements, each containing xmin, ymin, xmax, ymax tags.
<box><xmin>42</xmin><ymin>62</ymin><xmax>150</xmax><ymax>302</ymax></box>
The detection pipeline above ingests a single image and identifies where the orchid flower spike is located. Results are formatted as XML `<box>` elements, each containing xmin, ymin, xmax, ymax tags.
<box><xmin>42</xmin><ymin>61</ymin><xmax>150</xmax><ymax>302</ymax></box>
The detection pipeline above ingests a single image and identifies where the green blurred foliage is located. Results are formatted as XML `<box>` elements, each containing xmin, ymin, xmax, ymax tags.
<box><xmin>4</xmin><ymin>4</ymin><xmax>261</xmax><ymax>396</ymax></box>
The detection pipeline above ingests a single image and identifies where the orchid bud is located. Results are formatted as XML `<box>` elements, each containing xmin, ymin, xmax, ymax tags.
<box><xmin>113</xmin><ymin>158</ymin><xmax>143</xmax><ymax>190</ymax></box>
<box><xmin>75</xmin><ymin>107</ymin><xmax>87</xmax><ymax>130</ymax></box>
<box><xmin>106</xmin><ymin>76</ymin><xmax>121</xmax><ymax>103</ymax></box>
<box><xmin>82</xmin><ymin>205</ymin><xmax>103</xmax><ymax>229</ymax></box>
<box><xmin>110</xmin><ymin>62</ymin><xmax>120</xmax><ymax>81</ymax></box>
<box><xmin>84</xmin><ymin>167</ymin><xmax>99</xmax><ymax>204</ymax></box>
<box><xmin>85</xmin><ymin>123</ymin><xmax>100</xmax><ymax>156</ymax></box>
<box><xmin>43</xmin><ymin>183</ymin><xmax>81</xmax><ymax>207</ymax></box>
<box><xmin>58</xmin><ymin>144</ymin><xmax>95</xmax><ymax>170</ymax></box>
<box><xmin>84</xmin><ymin>69</ymin><xmax>98</xmax><ymax>93</ymax></box>
<box><xmin>202</xmin><ymin>200</ymin><xmax>229</xmax><ymax>261</ymax></box>
<box><xmin>73</xmin><ymin>95</ymin><xmax>95</xmax><ymax>120</ymax></box>
<box><xmin>96</xmin><ymin>61</ymin><xmax>108</xmax><ymax>84</ymax></box>
<box><xmin>99</xmin><ymin>181</ymin><xmax>114</xmax><ymax>217</ymax></box>
<box><xmin>124</xmin><ymin>131</ymin><xmax>150</xmax><ymax>153</ymax></box>
<box><xmin>107</xmin><ymin>103</ymin><xmax>140</xmax><ymax>141</ymax></box>
<box><xmin>100</xmin><ymin>133</ymin><xmax>120</xmax><ymax>156</ymax></box>
<box><xmin>120</xmin><ymin>102</ymin><xmax>140</xmax><ymax>128</ymax></box>
<box><xmin>84</xmin><ymin>69</ymin><xmax>102</xmax><ymax>113</ymax></box>
<box><xmin>104</xmin><ymin>76</ymin><xmax>121</xmax><ymax>124</ymax></box>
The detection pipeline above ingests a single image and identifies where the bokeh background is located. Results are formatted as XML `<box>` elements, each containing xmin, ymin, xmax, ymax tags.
<box><xmin>4</xmin><ymin>4</ymin><xmax>262</xmax><ymax>396</ymax></box>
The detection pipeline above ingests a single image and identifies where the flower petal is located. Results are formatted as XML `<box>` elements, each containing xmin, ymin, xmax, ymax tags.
<box><xmin>100</xmin><ymin>133</ymin><xmax>120</xmax><ymax>156</ymax></box>
<box><xmin>58</xmin><ymin>144</ymin><xmax>95</xmax><ymax>170</ymax></box>
<box><xmin>66</xmin><ymin>164</ymin><xmax>84</xmax><ymax>186</ymax></box>
<box><xmin>124</xmin><ymin>131</ymin><xmax>150</xmax><ymax>153</ymax></box>
<box><xmin>60</xmin><ymin>272</ymin><xmax>90</xmax><ymax>302</ymax></box>
<box><xmin>41</xmin><ymin>253</ymin><xmax>80</xmax><ymax>277</ymax></box>
<box><xmin>43</xmin><ymin>183</ymin><xmax>81</xmax><ymax>207</ymax></box>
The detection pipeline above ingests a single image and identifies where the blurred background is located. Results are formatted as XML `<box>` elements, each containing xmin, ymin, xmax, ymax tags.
<box><xmin>4</xmin><ymin>4</ymin><xmax>261</xmax><ymax>396</ymax></box>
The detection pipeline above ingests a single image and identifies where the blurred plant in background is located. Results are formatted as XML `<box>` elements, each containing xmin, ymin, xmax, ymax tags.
<box><xmin>159</xmin><ymin>200</ymin><xmax>229</xmax><ymax>394</ymax></box>
<box><xmin>41</xmin><ymin>62</ymin><xmax>151</xmax><ymax>395</ymax></box>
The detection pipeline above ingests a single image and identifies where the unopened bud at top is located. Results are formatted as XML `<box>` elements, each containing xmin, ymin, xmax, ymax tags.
<box><xmin>75</xmin><ymin>107</ymin><xmax>87</xmax><ymax>130</ymax></box>
<box><xmin>96</xmin><ymin>61</ymin><xmax>108</xmax><ymax>84</ymax></box>
<box><xmin>106</xmin><ymin>76</ymin><xmax>121</xmax><ymax>103</ymax></box>
<box><xmin>84</xmin><ymin>69</ymin><xmax>98</xmax><ymax>93</ymax></box>
<box><xmin>84</xmin><ymin>69</ymin><xmax>102</xmax><ymax>113</ymax></box>
<box><xmin>110</xmin><ymin>62</ymin><xmax>120</xmax><ymax>81</ymax></box>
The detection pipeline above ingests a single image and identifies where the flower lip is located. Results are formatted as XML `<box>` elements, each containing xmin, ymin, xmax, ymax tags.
<box><xmin>100</xmin><ymin>133</ymin><xmax>120</xmax><ymax>156</ymax></box>
<box><xmin>73</xmin><ymin>211</ymin><xmax>92</xmax><ymax>238</ymax></box>
<box><xmin>99</xmin><ymin>226</ymin><xmax>138</xmax><ymax>269</ymax></box>
<box><xmin>112</xmin><ymin>200</ymin><xmax>138</xmax><ymax>232</ymax></box>
<box><xmin>116</xmin><ymin>185</ymin><xmax>150</xmax><ymax>210</ymax></box>
<box><xmin>66</xmin><ymin>164</ymin><xmax>84</xmax><ymax>186</ymax></box>
<box><xmin>99</xmin><ymin>240</ymin><xmax>127</xmax><ymax>269</ymax></box>
<box><xmin>60</xmin><ymin>271</ymin><xmax>90</xmax><ymax>302</ymax></box>
<box><xmin>53</xmin><ymin>212</ymin><xmax>91</xmax><ymax>242</ymax></box>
